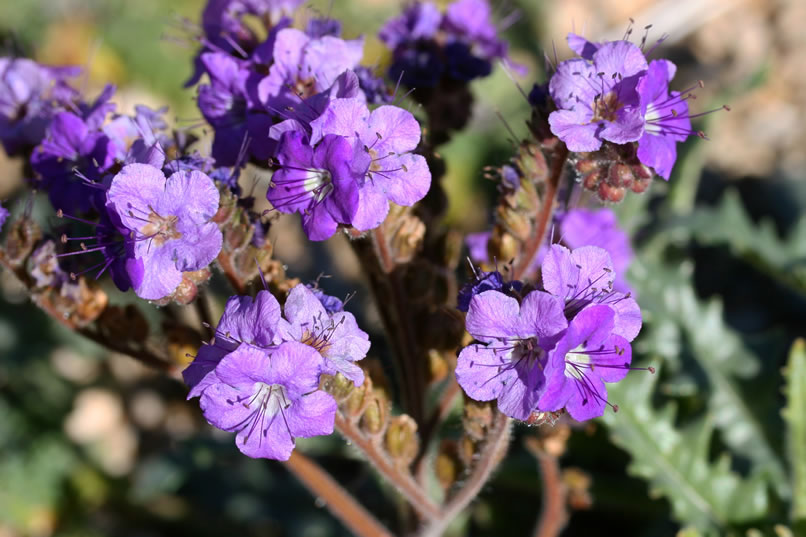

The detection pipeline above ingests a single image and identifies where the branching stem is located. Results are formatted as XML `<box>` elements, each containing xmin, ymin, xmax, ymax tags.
<box><xmin>335</xmin><ymin>413</ymin><xmax>440</xmax><ymax>520</ymax></box>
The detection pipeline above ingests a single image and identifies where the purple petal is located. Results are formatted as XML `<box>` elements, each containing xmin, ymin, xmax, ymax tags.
<box><xmin>367</xmin><ymin>105</ymin><xmax>422</xmax><ymax>154</ymax></box>
<box><xmin>541</xmin><ymin>245</ymin><xmax>579</xmax><ymax>300</ymax></box>
<box><xmin>455</xmin><ymin>343</ymin><xmax>514</xmax><ymax>402</ymax></box>
<box><xmin>567</xmin><ymin>33</ymin><xmax>599</xmax><ymax>60</ymax></box>
<box><xmin>517</xmin><ymin>291</ymin><xmax>567</xmax><ymax>345</ymax></box>
<box><xmin>466</xmin><ymin>290</ymin><xmax>522</xmax><ymax>342</ymax></box>
<box><xmin>286</xmin><ymin>390</ymin><xmax>337</xmax><ymax>438</ymax></box>
<box><xmin>548</xmin><ymin>109</ymin><xmax>602</xmax><ymax>152</ymax></box>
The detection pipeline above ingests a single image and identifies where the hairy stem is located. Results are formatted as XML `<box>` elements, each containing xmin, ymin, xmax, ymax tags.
<box><xmin>419</xmin><ymin>412</ymin><xmax>512</xmax><ymax>537</ymax></box>
<box><xmin>512</xmin><ymin>143</ymin><xmax>569</xmax><ymax>281</ymax></box>
<box><xmin>525</xmin><ymin>439</ymin><xmax>568</xmax><ymax>537</ymax></box>
<box><xmin>350</xmin><ymin>229</ymin><xmax>425</xmax><ymax>425</ymax></box>
<box><xmin>414</xmin><ymin>378</ymin><xmax>462</xmax><ymax>484</ymax></box>
<box><xmin>284</xmin><ymin>451</ymin><xmax>395</xmax><ymax>537</ymax></box>
<box><xmin>335</xmin><ymin>413</ymin><xmax>440</xmax><ymax>520</ymax></box>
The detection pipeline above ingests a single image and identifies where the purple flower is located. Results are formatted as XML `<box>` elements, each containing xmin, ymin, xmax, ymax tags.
<box><xmin>184</xmin><ymin>290</ymin><xmax>283</xmax><ymax>392</ymax></box>
<box><xmin>0</xmin><ymin>203</ymin><xmax>7</xmax><ymax>231</ymax></box>
<box><xmin>305</xmin><ymin>18</ymin><xmax>342</xmax><ymax>39</ymax></box>
<box><xmin>307</xmin><ymin>284</ymin><xmax>345</xmax><ymax>314</ymax></box>
<box><xmin>278</xmin><ymin>284</ymin><xmax>369</xmax><ymax>386</ymax></box>
<box><xmin>310</xmin><ymin>98</ymin><xmax>431</xmax><ymax>230</ymax></box>
<box><xmin>559</xmin><ymin>208</ymin><xmax>633</xmax><ymax>293</ymax></box>
<box><xmin>538</xmin><ymin>305</ymin><xmax>632</xmax><ymax>421</ymax></box>
<box><xmin>31</xmin><ymin>111</ymin><xmax>116</xmax><ymax>213</ymax></box>
<box><xmin>455</xmin><ymin>289</ymin><xmax>567</xmax><ymax>420</ymax></box>
<box><xmin>257</xmin><ymin>28</ymin><xmax>364</xmax><ymax>115</ymax></box>
<box><xmin>266</xmin><ymin>131</ymin><xmax>361</xmax><ymax>241</ymax></box>
<box><xmin>636</xmin><ymin>59</ymin><xmax>692</xmax><ymax>180</ymax></box>
<box><xmin>0</xmin><ymin>57</ymin><xmax>79</xmax><ymax>156</ymax></box>
<box><xmin>457</xmin><ymin>269</ymin><xmax>523</xmax><ymax>312</ymax></box>
<box><xmin>192</xmin><ymin>341</ymin><xmax>337</xmax><ymax>460</ymax></box>
<box><xmin>465</xmin><ymin>231</ymin><xmax>491</xmax><ymax>265</ymax></box>
<box><xmin>198</xmin><ymin>52</ymin><xmax>274</xmax><ymax>166</ymax></box>
<box><xmin>380</xmin><ymin>0</ymin><xmax>514</xmax><ymax>88</ymax></box>
<box><xmin>354</xmin><ymin>66</ymin><xmax>392</xmax><ymax>104</ymax></box>
<box><xmin>541</xmin><ymin>244</ymin><xmax>641</xmax><ymax>342</ymax></box>
<box><xmin>379</xmin><ymin>2</ymin><xmax>442</xmax><ymax>50</ymax></box>
<box><xmin>442</xmin><ymin>0</ymin><xmax>506</xmax><ymax>60</ymax></box>
<box><xmin>106</xmin><ymin>163</ymin><xmax>223</xmax><ymax>300</ymax></box>
<box><xmin>548</xmin><ymin>40</ymin><xmax>648</xmax><ymax>152</ymax></box>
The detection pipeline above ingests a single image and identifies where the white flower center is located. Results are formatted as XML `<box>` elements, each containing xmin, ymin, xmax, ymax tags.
<box><xmin>564</xmin><ymin>343</ymin><xmax>591</xmax><ymax>380</ymax></box>
<box><xmin>303</xmin><ymin>169</ymin><xmax>334</xmax><ymax>203</ymax></box>
<box><xmin>250</xmin><ymin>382</ymin><xmax>291</xmax><ymax>418</ymax></box>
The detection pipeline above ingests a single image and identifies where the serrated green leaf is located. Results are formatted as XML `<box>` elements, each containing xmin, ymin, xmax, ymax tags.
<box><xmin>602</xmin><ymin>366</ymin><xmax>769</xmax><ymax>530</ymax></box>
<box><xmin>667</xmin><ymin>190</ymin><xmax>806</xmax><ymax>293</ymax></box>
<box><xmin>631</xmin><ymin>261</ymin><xmax>790</xmax><ymax>499</ymax></box>
<box><xmin>783</xmin><ymin>338</ymin><xmax>806</xmax><ymax>522</ymax></box>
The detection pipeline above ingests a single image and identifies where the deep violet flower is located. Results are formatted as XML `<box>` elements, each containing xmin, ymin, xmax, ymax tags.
<box><xmin>457</xmin><ymin>268</ymin><xmax>523</xmax><ymax>313</ymax></box>
<box><xmin>0</xmin><ymin>57</ymin><xmax>79</xmax><ymax>156</ymax></box>
<box><xmin>278</xmin><ymin>284</ymin><xmax>369</xmax><ymax>386</ymax></box>
<box><xmin>379</xmin><ymin>0</ymin><xmax>512</xmax><ymax>88</ymax></box>
<box><xmin>0</xmin><ymin>203</ymin><xmax>7</xmax><ymax>232</ymax></box>
<box><xmin>197</xmin><ymin>52</ymin><xmax>274</xmax><ymax>166</ymax></box>
<box><xmin>31</xmin><ymin>111</ymin><xmax>117</xmax><ymax>214</ymax></box>
<box><xmin>266</xmin><ymin>131</ymin><xmax>361</xmax><ymax>241</ymax></box>
<box><xmin>307</xmin><ymin>284</ymin><xmax>345</xmax><ymax>315</ymax></box>
<box><xmin>455</xmin><ymin>289</ymin><xmax>568</xmax><ymax>420</ymax></box>
<box><xmin>309</xmin><ymin>97</ymin><xmax>431</xmax><ymax>231</ymax></box>
<box><xmin>636</xmin><ymin>59</ymin><xmax>692</xmax><ymax>180</ymax></box>
<box><xmin>548</xmin><ymin>40</ymin><xmax>648</xmax><ymax>152</ymax></box>
<box><xmin>539</xmin><ymin>305</ymin><xmax>633</xmax><ymax>421</ymax></box>
<box><xmin>191</xmin><ymin>341</ymin><xmax>337</xmax><ymax>460</ymax></box>
<box><xmin>106</xmin><ymin>163</ymin><xmax>223</xmax><ymax>300</ymax></box>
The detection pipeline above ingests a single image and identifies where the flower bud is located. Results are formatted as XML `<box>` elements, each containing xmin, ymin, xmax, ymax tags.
<box><xmin>360</xmin><ymin>394</ymin><xmax>388</xmax><ymax>436</ymax></box>
<box><xmin>385</xmin><ymin>415</ymin><xmax>419</xmax><ymax>466</ymax></box>
<box><xmin>435</xmin><ymin>439</ymin><xmax>461</xmax><ymax>491</ymax></box>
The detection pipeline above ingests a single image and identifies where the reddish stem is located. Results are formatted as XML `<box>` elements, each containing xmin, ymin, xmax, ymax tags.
<box><xmin>335</xmin><ymin>413</ymin><xmax>440</xmax><ymax>520</ymax></box>
<box><xmin>525</xmin><ymin>438</ymin><xmax>568</xmax><ymax>537</ymax></box>
<box><xmin>284</xmin><ymin>451</ymin><xmax>395</xmax><ymax>537</ymax></box>
<box><xmin>512</xmin><ymin>144</ymin><xmax>569</xmax><ymax>281</ymax></box>
<box><xmin>419</xmin><ymin>412</ymin><xmax>512</xmax><ymax>537</ymax></box>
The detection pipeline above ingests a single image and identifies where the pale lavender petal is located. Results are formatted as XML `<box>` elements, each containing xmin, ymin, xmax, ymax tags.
<box><xmin>547</xmin><ymin>109</ymin><xmax>602</xmax><ymax>152</ymax></box>
<box><xmin>466</xmin><ymin>290</ymin><xmax>522</xmax><ymax>341</ymax></box>
<box><xmin>287</xmin><ymin>390</ymin><xmax>337</xmax><ymax>438</ymax></box>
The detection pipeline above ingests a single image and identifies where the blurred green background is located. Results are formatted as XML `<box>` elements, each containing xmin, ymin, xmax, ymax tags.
<box><xmin>2</xmin><ymin>0</ymin><xmax>805</xmax><ymax>536</ymax></box>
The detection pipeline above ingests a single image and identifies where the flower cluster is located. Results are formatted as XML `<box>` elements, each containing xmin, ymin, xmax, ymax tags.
<box><xmin>379</xmin><ymin>0</ymin><xmax>511</xmax><ymax>88</ymax></box>
<box><xmin>267</xmin><ymin>97</ymin><xmax>431</xmax><ymax>240</ymax></box>
<box><xmin>0</xmin><ymin>57</ymin><xmax>80</xmax><ymax>157</ymax></box>
<box><xmin>181</xmin><ymin>0</ymin><xmax>434</xmax><ymax>241</ymax></box>
<box><xmin>184</xmin><ymin>283</ymin><xmax>370</xmax><ymax>460</ymax></box>
<box><xmin>456</xmin><ymin>244</ymin><xmax>643</xmax><ymax>421</ymax></box>
<box><xmin>547</xmin><ymin>33</ymin><xmax>703</xmax><ymax>181</ymax></box>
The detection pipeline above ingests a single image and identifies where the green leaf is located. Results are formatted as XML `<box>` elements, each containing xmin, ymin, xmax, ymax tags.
<box><xmin>783</xmin><ymin>338</ymin><xmax>806</xmax><ymax>522</ymax></box>
<box><xmin>602</xmin><ymin>365</ymin><xmax>769</xmax><ymax>530</ymax></box>
<box><xmin>631</xmin><ymin>261</ymin><xmax>790</xmax><ymax>499</ymax></box>
<box><xmin>667</xmin><ymin>190</ymin><xmax>806</xmax><ymax>294</ymax></box>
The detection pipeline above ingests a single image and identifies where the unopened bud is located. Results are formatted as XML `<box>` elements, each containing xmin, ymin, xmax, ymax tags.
<box><xmin>435</xmin><ymin>440</ymin><xmax>461</xmax><ymax>491</ymax></box>
<box><xmin>321</xmin><ymin>373</ymin><xmax>355</xmax><ymax>401</ymax></box>
<box><xmin>609</xmin><ymin>163</ymin><xmax>634</xmax><ymax>189</ymax></box>
<box><xmin>385</xmin><ymin>415</ymin><xmax>419</xmax><ymax>466</ymax></box>
<box><xmin>597</xmin><ymin>181</ymin><xmax>625</xmax><ymax>203</ymax></box>
<box><xmin>360</xmin><ymin>395</ymin><xmax>387</xmax><ymax>436</ymax></box>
